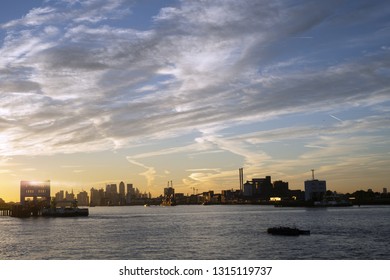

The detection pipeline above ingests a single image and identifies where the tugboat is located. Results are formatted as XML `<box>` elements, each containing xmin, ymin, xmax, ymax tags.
<box><xmin>267</xmin><ymin>226</ymin><xmax>310</xmax><ymax>236</ymax></box>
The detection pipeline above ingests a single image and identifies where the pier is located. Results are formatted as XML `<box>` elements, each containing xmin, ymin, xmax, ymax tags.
<box><xmin>0</xmin><ymin>180</ymin><xmax>51</xmax><ymax>217</ymax></box>
<box><xmin>0</xmin><ymin>206</ymin><xmax>12</xmax><ymax>216</ymax></box>
<box><xmin>1</xmin><ymin>180</ymin><xmax>88</xmax><ymax>218</ymax></box>
<box><xmin>0</xmin><ymin>205</ymin><xmax>43</xmax><ymax>217</ymax></box>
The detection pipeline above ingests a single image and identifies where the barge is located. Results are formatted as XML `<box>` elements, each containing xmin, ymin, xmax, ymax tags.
<box><xmin>267</xmin><ymin>226</ymin><xmax>310</xmax><ymax>236</ymax></box>
<box><xmin>42</xmin><ymin>206</ymin><xmax>88</xmax><ymax>217</ymax></box>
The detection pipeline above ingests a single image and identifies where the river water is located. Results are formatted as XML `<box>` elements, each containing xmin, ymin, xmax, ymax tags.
<box><xmin>0</xmin><ymin>205</ymin><xmax>389</xmax><ymax>260</ymax></box>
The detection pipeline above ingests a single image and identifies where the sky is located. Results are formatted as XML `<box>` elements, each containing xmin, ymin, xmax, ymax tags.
<box><xmin>1</xmin><ymin>0</ymin><xmax>390</xmax><ymax>202</ymax></box>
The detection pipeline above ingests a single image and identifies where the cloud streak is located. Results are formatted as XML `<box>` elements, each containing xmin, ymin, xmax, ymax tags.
<box><xmin>126</xmin><ymin>158</ymin><xmax>156</xmax><ymax>188</ymax></box>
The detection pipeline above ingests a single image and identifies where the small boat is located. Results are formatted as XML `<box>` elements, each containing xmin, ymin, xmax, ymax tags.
<box><xmin>267</xmin><ymin>226</ymin><xmax>310</xmax><ymax>236</ymax></box>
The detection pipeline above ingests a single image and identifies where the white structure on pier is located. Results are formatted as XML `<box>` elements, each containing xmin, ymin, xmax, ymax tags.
<box><xmin>20</xmin><ymin>180</ymin><xmax>51</xmax><ymax>206</ymax></box>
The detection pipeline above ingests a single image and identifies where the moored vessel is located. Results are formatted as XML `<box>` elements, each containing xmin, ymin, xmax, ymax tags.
<box><xmin>267</xmin><ymin>226</ymin><xmax>310</xmax><ymax>236</ymax></box>
<box><xmin>42</xmin><ymin>206</ymin><xmax>89</xmax><ymax>217</ymax></box>
<box><xmin>42</xmin><ymin>199</ymin><xmax>88</xmax><ymax>217</ymax></box>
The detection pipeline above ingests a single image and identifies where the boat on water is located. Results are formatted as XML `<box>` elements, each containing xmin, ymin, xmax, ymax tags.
<box><xmin>160</xmin><ymin>180</ymin><xmax>176</xmax><ymax>206</ymax></box>
<box><xmin>267</xmin><ymin>226</ymin><xmax>310</xmax><ymax>236</ymax></box>
<box><xmin>160</xmin><ymin>200</ymin><xmax>177</xmax><ymax>206</ymax></box>
<box><xmin>42</xmin><ymin>207</ymin><xmax>89</xmax><ymax>217</ymax></box>
<box><xmin>42</xmin><ymin>199</ymin><xmax>88</xmax><ymax>217</ymax></box>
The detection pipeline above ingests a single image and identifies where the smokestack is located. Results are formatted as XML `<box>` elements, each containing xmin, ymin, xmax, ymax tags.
<box><xmin>311</xmin><ymin>169</ymin><xmax>315</xmax><ymax>180</ymax></box>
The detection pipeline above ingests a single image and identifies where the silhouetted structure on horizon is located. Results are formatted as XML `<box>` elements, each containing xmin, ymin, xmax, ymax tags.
<box><xmin>20</xmin><ymin>180</ymin><xmax>51</xmax><ymax>207</ymax></box>
<box><xmin>243</xmin><ymin>176</ymin><xmax>291</xmax><ymax>201</ymax></box>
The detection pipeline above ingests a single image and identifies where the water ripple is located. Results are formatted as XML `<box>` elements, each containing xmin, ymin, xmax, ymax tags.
<box><xmin>1</xmin><ymin>205</ymin><xmax>389</xmax><ymax>259</ymax></box>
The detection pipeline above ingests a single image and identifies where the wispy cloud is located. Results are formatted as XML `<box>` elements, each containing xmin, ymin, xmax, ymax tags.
<box><xmin>1</xmin><ymin>0</ymin><xmax>389</xmax><ymax>157</ymax></box>
<box><xmin>126</xmin><ymin>158</ymin><xmax>156</xmax><ymax>188</ymax></box>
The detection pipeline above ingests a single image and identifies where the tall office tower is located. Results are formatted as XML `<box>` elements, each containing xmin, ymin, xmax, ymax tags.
<box><xmin>77</xmin><ymin>191</ymin><xmax>89</xmax><ymax>206</ymax></box>
<box><xmin>119</xmin><ymin>181</ymin><xmax>125</xmax><ymax>196</ymax></box>
<box><xmin>105</xmin><ymin>183</ymin><xmax>119</xmax><ymax>205</ymax></box>
<box><xmin>126</xmin><ymin>183</ymin><xmax>135</xmax><ymax>204</ymax></box>
<box><xmin>239</xmin><ymin>168</ymin><xmax>244</xmax><ymax>192</ymax></box>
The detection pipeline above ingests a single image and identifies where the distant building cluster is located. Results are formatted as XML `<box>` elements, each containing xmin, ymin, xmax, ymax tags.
<box><xmin>89</xmin><ymin>182</ymin><xmax>151</xmax><ymax>206</ymax></box>
<box><xmin>52</xmin><ymin>181</ymin><xmax>151</xmax><ymax>206</ymax></box>
<box><xmin>54</xmin><ymin>189</ymin><xmax>90</xmax><ymax>207</ymax></box>
<box><xmin>242</xmin><ymin>176</ymin><xmax>297</xmax><ymax>200</ymax></box>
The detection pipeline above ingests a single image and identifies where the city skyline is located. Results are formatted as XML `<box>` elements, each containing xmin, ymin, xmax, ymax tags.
<box><xmin>1</xmin><ymin>0</ymin><xmax>390</xmax><ymax>202</ymax></box>
<box><xmin>9</xmin><ymin>176</ymin><xmax>388</xmax><ymax>207</ymax></box>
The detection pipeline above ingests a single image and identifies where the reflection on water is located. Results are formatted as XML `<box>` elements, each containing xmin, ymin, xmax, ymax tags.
<box><xmin>1</xmin><ymin>205</ymin><xmax>389</xmax><ymax>259</ymax></box>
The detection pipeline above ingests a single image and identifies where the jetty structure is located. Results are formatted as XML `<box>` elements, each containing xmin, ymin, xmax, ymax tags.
<box><xmin>0</xmin><ymin>205</ymin><xmax>12</xmax><ymax>216</ymax></box>
<box><xmin>4</xmin><ymin>180</ymin><xmax>88</xmax><ymax>218</ymax></box>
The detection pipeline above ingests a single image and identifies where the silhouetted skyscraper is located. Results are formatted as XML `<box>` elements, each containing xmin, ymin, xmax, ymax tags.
<box><xmin>77</xmin><ymin>191</ymin><xmax>89</xmax><ymax>206</ymax></box>
<box><xmin>126</xmin><ymin>183</ymin><xmax>135</xmax><ymax>204</ymax></box>
<box><xmin>119</xmin><ymin>181</ymin><xmax>125</xmax><ymax>196</ymax></box>
<box><xmin>105</xmin><ymin>183</ymin><xmax>119</xmax><ymax>205</ymax></box>
<box><xmin>239</xmin><ymin>168</ymin><xmax>244</xmax><ymax>192</ymax></box>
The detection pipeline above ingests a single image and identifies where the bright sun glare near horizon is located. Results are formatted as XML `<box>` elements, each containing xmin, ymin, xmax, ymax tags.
<box><xmin>1</xmin><ymin>0</ymin><xmax>390</xmax><ymax>202</ymax></box>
